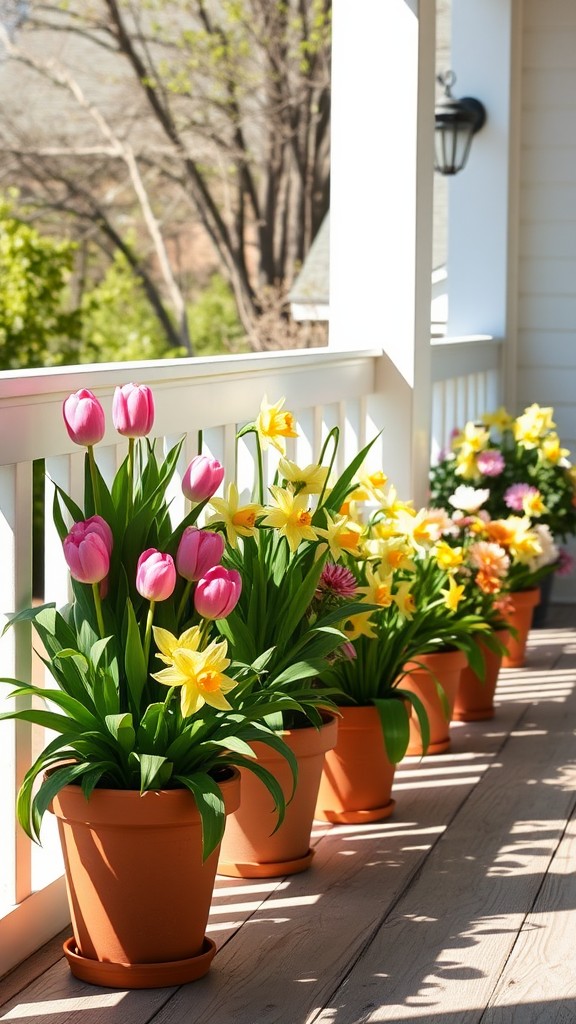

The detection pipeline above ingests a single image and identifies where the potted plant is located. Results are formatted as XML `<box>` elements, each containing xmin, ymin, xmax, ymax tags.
<box><xmin>314</xmin><ymin>494</ymin><xmax>491</xmax><ymax>823</ymax></box>
<box><xmin>206</xmin><ymin>396</ymin><xmax>377</xmax><ymax>876</ymax></box>
<box><xmin>429</xmin><ymin>402</ymin><xmax>576</xmax><ymax>625</ymax></box>
<box><xmin>0</xmin><ymin>384</ymin><xmax>297</xmax><ymax>989</ymax></box>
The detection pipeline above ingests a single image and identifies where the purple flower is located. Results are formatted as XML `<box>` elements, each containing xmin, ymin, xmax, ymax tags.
<box><xmin>316</xmin><ymin>563</ymin><xmax>357</xmax><ymax>599</ymax></box>
<box><xmin>504</xmin><ymin>483</ymin><xmax>538</xmax><ymax>512</ymax></box>
<box><xmin>557</xmin><ymin>548</ymin><xmax>575</xmax><ymax>577</ymax></box>
<box><xmin>476</xmin><ymin>449</ymin><xmax>505</xmax><ymax>477</ymax></box>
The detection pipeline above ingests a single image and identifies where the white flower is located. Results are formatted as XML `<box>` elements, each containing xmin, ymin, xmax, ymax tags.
<box><xmin>448</xmin><ymin>485</ymin><xmax>490</xmax><ymax>514</ymax></box>
<box><xmin>528</xmin><ymin>524</ymin><xmax>560</xmax><ymax>571</ymax></box>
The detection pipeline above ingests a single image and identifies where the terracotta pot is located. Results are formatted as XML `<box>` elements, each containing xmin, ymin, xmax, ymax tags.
<box><xmin>218</xmin><ymin>714</ymin><xmax>338</xmax><ymax>878</ymax></box>
<box><xmin>401</xmin><ymin>648</ymin><xmax>467</xmax><ymax>755</ymax></box>
<box><xmin>315</xmin><ymin>704</ymin><xmax>397</xmax><ymax>823</ymax></box>
<box><xmin>452</xmin><ymin>630</ymin><xmax>510</xmax><ymax>721</ymax></box>
<box><xmin>51</xmin><ymin>768</ymin><xmax>240</xmax><ymax>988</ymax></box>
<box><xmin>501</xmin><ymin>587</ymin><xmax>540</xmax><ymax>668</ymax></box>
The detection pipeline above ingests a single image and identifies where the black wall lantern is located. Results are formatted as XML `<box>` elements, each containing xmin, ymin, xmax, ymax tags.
<box><xmin>435</xmin><ymin>70</ymin><xmax>487</xmax><ymax>175</ymax></box>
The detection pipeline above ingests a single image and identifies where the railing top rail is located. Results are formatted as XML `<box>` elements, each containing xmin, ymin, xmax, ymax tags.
<box><xmin>0</xmin><ymin>347</ymin><xmax>381</xmax><ymax>401</ymax></box>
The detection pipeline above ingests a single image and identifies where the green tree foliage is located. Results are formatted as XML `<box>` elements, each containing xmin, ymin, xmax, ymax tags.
<box><xmin>0</xmin><ymin>195</ymin><xmax>81</xmax><ymax>370</ymax></box>
<box><xmin>187</xmin><ymin>275</ymin><xmax>247</xmax><ymax>357</ymax></box>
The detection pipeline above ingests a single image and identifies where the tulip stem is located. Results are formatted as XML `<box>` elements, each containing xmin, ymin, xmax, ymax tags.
<box><xmin>255</xmin><ymin>432</ymin><xmax>264</xmax><ymax>506</ymax></box>
<box><xmin>143</xmin><ymin>601</ymin><xmax>156</xmax><ymax>666</ymax></box>
<box><xmin>177</xmin><ymin>580</ymin><xmax>193</xmax><ymax>625</ymax></box>
<box><xmin>92</xmin><ymin>583</ymin><xmax>106</xmax><ymax>638</ymax></box>
<box><xmin>127</xmin><ymin>437</ymin><xmax>135</xmax><ymax>518</ymax></box>
<box><xmin>87</xmin><ymin>445</ymin><xmax>100</xmax><ymax>516</ymax></box>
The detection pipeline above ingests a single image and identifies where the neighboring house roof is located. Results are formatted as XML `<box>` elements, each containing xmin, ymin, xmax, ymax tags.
<box><xmin>288</xmin><ymin>213</ymin><xmax>330</xmax><ymax>322</ymax></box>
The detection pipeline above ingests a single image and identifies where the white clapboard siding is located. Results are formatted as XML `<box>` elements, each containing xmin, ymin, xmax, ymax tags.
<box><xmin>518</xmin><ymin>1</ymin><xmax>576</xmax><ymax>602</ymax></box>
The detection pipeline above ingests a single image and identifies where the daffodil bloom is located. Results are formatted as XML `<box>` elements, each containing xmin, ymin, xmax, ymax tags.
<box><xmin>342</xmin><ymin>611</ymin><xmax>377</xmax><ymax>641</ymax></box>
<box><xmin>254</xmin><ymin>395</ymin><xmax>298</xmax><ymax>453</ymax></box>
<box><xmin>481</xmin><ymin>406</ymin><xmax>514</xmax><ymax>432</ymax></box>
<box><xmin>522</xmin><ymin>489</ymin><xmax>547</xmax><ymax>518</ymax></box>
<box><xmin>490</xmin><ymin>515</ymin><xmax>542</xmax><ymax>563</ymax></box>
<box><xmin>441</xmin><ymin>575</ymin><xmax>466</xmax><ymax>612</ymax></box>
<box><xmin>152</xmin><ymin>628</ymin><xmax>237</xmax><ymax>717</ymax></box>
<box><xmin>454</xmin><ymin>449</ymin><xmax>481</xmax><ymax>480</ymax></box>
<box><xmin>541</xmin><ymin>433</ymin><xmax>570</xmax><ymax>465</ymax></box>
<box><xmin>208</xmin><ymin>482</ymin><xmax>263</xmax><ymax>548</ymax></box>
<box><xmin>315</xmin><ymin>510</ymin><xmax>361</xmax><ymax>560</ymax></box>
<box><xmin>434</xmin><ymin>540</ymin><xmax>464</xmax><ymax>571</ymax></box>
<box><xmin>392</xmin><ymin>581</ymin><xmax>417</xmax><ymax>619</ymax></box>
<box><xmin>358</xmin><ymin>564</ymin><xmax>394</xmax><ymax>607</ymax></box>
<box><xmin>452</xmin><ymin>421</ymin><xmax>490</xmax><ymax>455</ymax></box>
<box><xmin>278</xmin><ymin>457</ymin><xmax>329</xmax><ymax>495</ymax></box>
<box><xmin>261</xmin><ymin>485</ymin><xmax>318</xmax><ymax>552</ymax></box>
<box><xmin>513</xmin><ymin>403</ymin><xmax>555</xmax><ymax>449</ymax></box>
<box><xmin>375</xmin><ymin>537</ymin><xmax>416</xmax><ymax>573</ymax></box>
<box><xmin>392</xmin><ymin>508</ymin><xmax>444</xmax><ymax>553</ymax></box>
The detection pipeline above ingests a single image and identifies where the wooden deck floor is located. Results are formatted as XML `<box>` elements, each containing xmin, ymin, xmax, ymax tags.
<box><xmin>2</xmin><ymin>609</ymin><xmax>576</xmax><ymax>1024</ymax></box>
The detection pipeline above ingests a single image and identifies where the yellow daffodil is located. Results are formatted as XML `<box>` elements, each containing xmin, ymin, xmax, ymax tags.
<box><xmin>541</xmin><ymin>432</ymin><xmax>570</xmax><ymax>465</ymax></box>
<box><xmin>481</xmin><ymin>406</ymin><xmax>514</xmax><ymax>432</ymax></box>
<box><xmin>358</xmin><ymin>564</ymin><xmax>394</xmax><ymax>607</ymax></box>
<box><xmin>441</xmin><ymin>575</ymin><xmax>466</xmax><ymax>612</ymax></box>
<box><xmin>277</xmin><ymin>457</ymin><xmax>329</xmax><ymax>495</ymax></box>
<box><xmin>434</xmin><ymin>541</ymin><xmax>464</xmax><ymax>571</ymax></box>
<box><xmin>207</xmin><ymin>482</ymin><xmax>263</xmax><ymax>548</ymax></box>
<box><xmin>261</xmin><ymin>485</ymin><xmax>318</xmax><ymax>552</ymax></box>
<box><xmin>254</xmin><ymin>395</ymin><xmax>298</xmax><ymax>454</ymax></box>
<box><xmin>375</xmin><ymin>537</ymin><xmax>416</xmax><ymax>573</ymax></box>
<box><xmin>522</xmin><ymin>490</ymin><xmax>547</xmax><ymax>518</ymax></box>
<box><xmin>452</xmin><ymin>421</ymin><xmax>490</xmax><ymax>455</ymax></box>
<box><xmin>151</xmin><ymin>628</ymin><xmax>237</xmax><ymax>717</ymax></box>
<box><xmin>513</xmin><ymin>403</ymin><xmax>555</xmax><ymax>449</ymax></box>
<box><xmin>392</xmin><ymin>507</ymin><xmax>443</xmax><ymax>553</ymax></box>
<box><xmin>454</xmin><ymin>449</ymin><xmax>481</xmax><ymax>480</ymax></box>
<box><xmin>392</xmin><ymin>581</ymin><xmax>417</xmax><ymax>619</ymax></box>
<box><xmin>342</xmin><ymin>611</ymin><xmax>377</xmax><ymax>641</ymax></box>
<box><xmin>347</xmin><ymin>469</ymin><xmax>389</xmax><ymax>505</ymax></box>
<box><xmin>315</xmin><ymin>510</ymin><xmax>362</xmax><ymax>560</ymax></box>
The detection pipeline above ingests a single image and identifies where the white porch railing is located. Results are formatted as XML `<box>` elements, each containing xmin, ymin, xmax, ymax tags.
<box><xmin>0</xmin><ymin>338</ymin><xmax>502</xmax><ymax>976</ymax></box>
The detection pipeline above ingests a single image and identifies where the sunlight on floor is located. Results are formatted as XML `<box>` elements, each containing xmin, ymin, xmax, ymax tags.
<box><xmin>1</xmin><ymin>993</ymin><xmax>126</xmax><ymax>1019</ymax></box>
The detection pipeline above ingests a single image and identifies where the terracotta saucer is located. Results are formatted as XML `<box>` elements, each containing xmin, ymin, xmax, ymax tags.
<box><xmin>62</xmin><ymin>935</ymin><xmax>217</xmax><ymax>989</ymax></box>
<box><xmin>218</xmin><ymin>846</ymin><xmax>315</xmax><ymax>878</ymax></box>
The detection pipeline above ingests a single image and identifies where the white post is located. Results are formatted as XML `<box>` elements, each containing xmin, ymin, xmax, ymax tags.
<box><xmin>330</xmin><ymin>0</ymin><xmax>436</xmax><ymax>504</ymax></box>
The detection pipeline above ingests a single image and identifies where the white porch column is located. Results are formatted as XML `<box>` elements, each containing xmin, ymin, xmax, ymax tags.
<box><xmin>329</xmin><ymin>0</ymin><xmax>436</xmax><ymax>505</ymax></box>
<box><xmin>447</xmin><ymin>0</ymin><xmax>519</xmax><ymax>408</ymax></box>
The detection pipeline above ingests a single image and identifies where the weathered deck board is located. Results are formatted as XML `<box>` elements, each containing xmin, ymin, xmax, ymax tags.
<box><xmin>1</xmin><ymin>619</ymin><xmax>575</xmax><ymax>1024</ymax></box>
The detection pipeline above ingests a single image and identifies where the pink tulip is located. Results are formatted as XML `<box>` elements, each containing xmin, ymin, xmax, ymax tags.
<box><xmin>63</xmin><ymin>389</ymin><xmax>105</xmax><ymax>448</ymax></box>
<box><xmin>112</xmin><ymin>383</ymin><xmax>155</xmax><ymax>438</ymax></box>
<box><xmin>176</xmin><ymin>527</ymin><xmax>225</xmax><ymax>582</ymax></box>
<box><xmin>194</xmin><ymin>566</ymin><xmax>242</xmax><ymax>620</ymax></box>
<box><xmin>81</xmin><ymin>515</ymin><xmax>114</xmax><ymax>556</ymax></box>
<box><xmin>136</xmin><ymin>548</ymin><xmax>176</xmax><ymax>602</ymax></box>
<box><xmin>182</xmin><ymin>455</ymin><xmax>225</xmax><ymax>503</ymax></box>
<box><xmin>63</xmin><ymin>521</ymin><xmax>110</xmax><ymax>584</ymax></box>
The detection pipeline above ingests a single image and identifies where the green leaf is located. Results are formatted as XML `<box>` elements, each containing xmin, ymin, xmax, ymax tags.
<box><xmin>135</xmin><ymin>753</ymin><xmax>173</xmax><ymax>791</ymax></box>
<box><xmin>372</xmin><ymin>696</ymin><xmax>410</xmax><ymax>764</ymax></box>
<box><xmin>174</xmin><ymin>772</ymin><xmax>225</xmax><ymax>860</ymax></box>
<box><xmin>124</xmin><ymin>599</ymin><xmax>148</xmax><ymax>714</ymax></box>
<box><xmin>105</xmin><ymin>713</ymin><xmax>136</xmax><ymax>753</ymax></box>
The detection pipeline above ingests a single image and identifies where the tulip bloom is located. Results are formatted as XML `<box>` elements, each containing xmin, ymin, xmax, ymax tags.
<box><xmin>182</xmin><ymin>455</ymin><xmax>225</xmax><ymax>503</ymax></box>
<box><xmin>194</xmin><ymin>566</ymin><xmax>242</xmax><ymax>620</ymax></box>
<box><xmin>112</xmin><ymin>383</ymin><xmax>155</xmax><ymax>438</ymax></box>
<box><xmin>176</xmin><ymin>527</ymin><xmax>225</xmax><ymax>582</ymax></box>
<box><xmin>81</xmin><ymin>515</ymin><xmax>114</xmax><ymax>556</ymax></box>
<box><xmin>63</xmin><ymin>389</ymin><xmax>106</xmax><ymax>448</ymax></box>
<box><xmin>63</xmin><ymin>521</ymin><xmax>110</xmax><ymax>584</ymax></box>
<box><xmin>136</xmin><ymin>549</ymin><xmax>177</xmax><ymax>602</ymax></box>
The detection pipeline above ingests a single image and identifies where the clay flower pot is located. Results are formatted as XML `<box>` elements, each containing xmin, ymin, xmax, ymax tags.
<box><xmin>452</xmin><ymin>630</ymin><xmax>510</xmax><ymax>722</ymax></box>
<box><xmin>218</xmin><ymin>714</ymin><xmax>338</xmax><ymax>877</ymax></box>
<box><xmin>402</xmin><ymin>648</ymin><xmax>467</xmax><ymax>755</ymax></box>
<box><xmin>501</xmin><ymin>587</ymin><xmax>540</xmax><ymax>668</ymax></box>
<box><xmin>51</xmin><ymin>769</ymin><xmax>240</xmax><ymax>988</ymax></box>
<box><xmin>315</xmin><ymin>704</ymin><xmax>397</xmax><ymax>823</ymax></box>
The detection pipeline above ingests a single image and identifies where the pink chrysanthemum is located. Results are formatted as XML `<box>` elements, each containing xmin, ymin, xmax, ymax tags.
<box><xmin>504</xmin><ymin>483</ymin><xmax>538</xmax><ymax>512</ymax></box>
<box><xmin>316</xmin><ymin>562</ymin><xmax>357</xmax><ymax>598</ymax></box>
<box><xmin>476</xmin><ymin>449</ymin><xmax>505</xmax><ymax>477</ymax></box>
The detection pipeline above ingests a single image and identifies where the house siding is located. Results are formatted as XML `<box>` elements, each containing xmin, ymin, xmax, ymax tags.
<box><xmin>517</xmin><ymin>0</ymin><xmax>576</xmax><ymax>600</ymax></box>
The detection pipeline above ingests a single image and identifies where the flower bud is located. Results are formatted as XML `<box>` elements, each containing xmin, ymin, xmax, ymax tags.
<box><xmin>63</xmin><ymin>521</ymin><xmax>111</xmax><ymax>584</ymax></box>
<box><xmin>194</xmin><ymin>566</ymin><xmax>242</xmax><ymax>620</ymax></box>
<box><xmin>63</xmin><ymin>389</ymin><xmax>105</xmax><ymax>447</ymax></box>
<box><xmin>82</xmin><ymin>515</ymin><xmax>114</xmax><ymax>556</ymax></box>
<box><xmin>176</xmin><ymin>527</ymin><xmax>225</xmax><ymax>582</ymax></box>
<box><xmin>182</xmin><ymin>454</ymin><xmax>225</xmax><ymax>503</ymax></box>
<box><xmin>136</xmin><ymin>548</ymin><xmax>176</xmax><ymax>602</ymax></box>
<box><xmin>112</xmin><ymin>383</ymin><xmax>155</xmax><ymax>438</ymax></box>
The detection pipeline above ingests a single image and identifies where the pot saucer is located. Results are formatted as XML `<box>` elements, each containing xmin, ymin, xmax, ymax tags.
<box><xmin>218</xmin><ymin>846</ymin><xmax>315</xmax><ymax>878</ymax></box>
<box><xmin>318</xmin><ymin>797</ymin><xmax>396</xmax><ymax>824</ymax></box>
<box><xmin>63</xmin><ymin>935</ymin><xmax>216</xmax><ymax>989</ymax></box>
